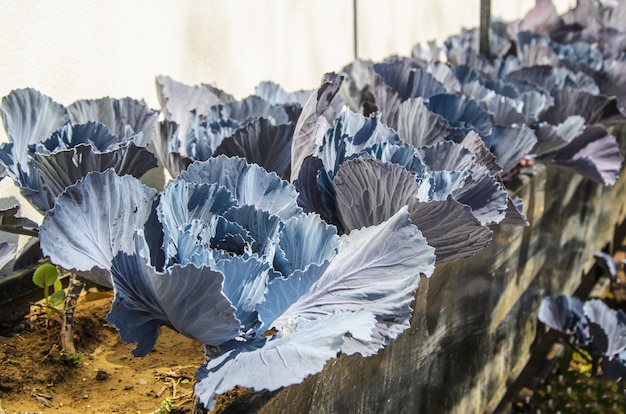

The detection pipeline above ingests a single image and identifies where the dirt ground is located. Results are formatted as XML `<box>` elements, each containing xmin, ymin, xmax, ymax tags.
<box><xmin>0</xmin><ymin>293</ymin><xmax>205</xmax><ymax>413</ymax></box>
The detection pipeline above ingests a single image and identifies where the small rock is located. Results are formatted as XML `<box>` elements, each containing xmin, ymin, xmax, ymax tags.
<box><xmin>124</xmin><ymin>385</ymin><xmax>133</xmax><ymax>391</ymax></box>
<box><xmin>137</xmin><ymin>379</ymin><xmax>148</xmax><ymax>385</ymax></box>
<box><xmin>34</xmin><ymin>396</ymin><xmax>52</xmax><ymax>408</ymax></box>
<box><xmin>82</xmin><ymin>394</ymin><xmax>88</xmax><ymax>400</ymax></box>
<box><xmin>95</xmin><ymin>369</ymin><xmax>108</xmax><ymax>381</ymax></box>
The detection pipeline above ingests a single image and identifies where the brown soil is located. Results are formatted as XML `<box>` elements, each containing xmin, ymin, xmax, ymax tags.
<box><xmin>0</xmin><ymin>293</ymin><xmax>205</xmax><ymax>413</ymax></box>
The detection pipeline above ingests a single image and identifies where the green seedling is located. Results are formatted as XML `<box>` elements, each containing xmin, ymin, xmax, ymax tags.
<box><xmin>32</xmin><ymin>263</ymin><xmax>66</xmax><ymax>320</ymax></box>
<box><xmin>154</xmin><ymin>397</ymin><xmax>177</xmax><ymax>413</ymax></box>
<box><xmin>66</xmin><ymin>351</ymin><xmax>84</xmax><ymax>365</ymax></box>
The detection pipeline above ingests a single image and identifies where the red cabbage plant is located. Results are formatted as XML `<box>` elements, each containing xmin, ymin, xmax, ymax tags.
<box><xmin>39</xmin><ymin>156</ymin><xmax>437</xmax><ymax>410</ymax></box>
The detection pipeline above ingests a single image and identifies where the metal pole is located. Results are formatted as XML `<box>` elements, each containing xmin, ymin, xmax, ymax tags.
<box><xmin>479</xmin><ymin>0</ymin><xmax>491</xmax><ymax>58</ymax></box>
<box><xmin>353</xmin><ymin>0</ymin><xmax>358</xmax><ymax>60</ymax></box>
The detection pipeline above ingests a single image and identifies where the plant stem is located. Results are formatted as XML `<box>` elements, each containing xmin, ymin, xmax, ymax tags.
<box><xmin>620</xmin><ymin>378</ymin><xmax>626</xmax><ymax>414</ymax></box>
<box><xmin>60</xmin><ymin>272</ymin><xmax>85</xmax><ymax>355</ymax></box>
<box><xmin>192</xmin><ymin>345</ymin><xmax>212</xmax><ymax>414</ymax></box>
<box><xmin>43</xmin><ymin>283</ymin><xmax>50</xmax><ymax>319</ymax></box>
<box><xmin>479</xmin><ymin>0</ymin><xmax>491</xmax><ymax>57</ymax></box>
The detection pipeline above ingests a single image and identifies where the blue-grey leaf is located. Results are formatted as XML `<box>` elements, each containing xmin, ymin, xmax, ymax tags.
<box><xmin>354</xmin><ymin>142</ymin><xmax>426</xmax><ymax>176</ymax></box>
<box><xmin>451</xmin><ymin>165</ymin><xmax>509</xmax><ymax>225</ymax></box>
<box><xmin>182</xmin><ymin>110</ymin><xmax>240</xmax><ymax>161</ymax></box>
<box><xmin>593</xmin><ymin>251</ymin><xmax>623</xmax><ymax>281</ymax></box>
<box><xmin>211</xmin><ymin>255</ymin><xmax>277</xmax><ymax>331</ymax></box>
<box><xmin>532</xmin><ymin>116</ymin><xmax>586</xmax><ymax>155</ymax></box>
<box><xmin>167</xmin><ymin>221</ymin><xmax>212</xmax><ymax>266</ymax></box>
<box><xmin>255</xmin><ymin>81</ymin><xmax>312</xmax><ymax>106</ymax></box>
<box><xmin>4</xmin><ymin>161</ymin><xmax>53</xmax><ymax>212</ymax></box>
<box><xmin>34</xmin><ymin>122</ymin><xmax>118</xmax><ymax>154</ymax></box>
<box><xmin>506</xmin><ymin>65</ymin><xmax>558</xmax><ymax>92</ymax></box>
<box><xmin>152</xmin><ymin>120</ymin><xmax>192</xmax><ymax>177</ymax></box>
<box><xmin>426</xmin><ymin>61</ymin><xmax>462</xmax><ymax>93</ymax></box>
<box><xmin>180</xmin><ymin>156</ymin><xmax>302</xmax><ymax>220</ymax></box>
<box><xmin>537</xmin><ymin>125</ymin><xmax>624</xmax><ymax>185</ymax></box>
<box><xmin>427</xmin><ymin>94</ymin><xmax>494</xmax><ymax>145</ymax></box>
<box><xmin>489</xmin><ymin>125</ymin><xmax>538</xmax><ymax>173</ymax></box>
<box><xmin>40</xmin><ymin>170</ymin><xmax>157</xmax><ymax>285</ymax></box>
<box><xmin>0</xmin><ymin>88</ymin><xmax>70</xmax><ymax>167</ymax></box>
<box><xmin>417</xmin><ymin>170</ymin><xmax>469</xmax><ymax>202</ymax></box>
<box><xmin>396</xmin><ymin>97</ymin><xmax>457</xmax><ymax>147</ymax></box>
<box><xmin>415</xmin><ymin>140</ymin><xmax>475</xmax><ymax>172</ymax></box>
<box><xmin>158</xmin><ymin>180</ymin><xmax>237</xmax><ymax>255</ymax></box>
<box><xmin>222</xmin><ymin>205</ymin><xmax>282</xmax><ymax>261</ymax></box>
<box><xmin>339</xmin><ymin>58</ymin><xmax>377</xmax><ymax>114</ymax></box>
<box><xmin>271</xmin><ymin>208</ymin><xmax>435</xmax><ymax>350</ymax></box>
<box><xmin>517</xmin><ymin>34</ymin><xmax>560</xmax><ymax>68</ymax></box>
<box><xmin>108</xmin><ymin>247</ymin><xmax>239</xmax><ymax>356</ymax></box>
<box><xmin>334</xmin><ymin>158</ymin><xmax>420</xmax><ymax>232</ymax></box>
<box><xmin>256</xmin><ymin>263</ymin><xmax>328</xmax><ymax>330</ymax></box>
<box><xmin>540</xmin><ymin>88</ymin><xmax>626</xmax><ymax>127</ymax></box>
<box><xmin>584</xmin><ymin>299</ymin><xmax>626</xmax><ymax>357</ymax></box>
<box><xmin>317</xmin><ymin>111</ymin><xmax>403</xmax><ymax>178</ymax></box>
<box><xmin>68</xmin><ymin>97</ymin><xmax>158</xmax><ymax>146</ymax></box>
<box><xmin>451</xmin><ymin>64</ymin><xmax>484</xmax><ymax>87</ymax></box>
<box><xmin>155</xmin><ymin>75</ymin><xmax>222</xmax><ymax>127</ymax></box>
<box><xmin>538</xmin><ymin>295</ymin><xmax>588</xmax><ymax>342</ymax></box>
<box><xmin>473</xmin><ymin>92</ymin><xmax>530</xmax><ymax>127</ymax></box>
<box><xmin>194</xmin><ymin>311</ymin><xmax>376</xmax><ymax>411</ymax></box>
<box><xmin>207</xmin><ymin>95</ymin><xmax>289</xmax><ymax>126</ymax></box>
<box><xmin>408</xmin><ymin>197</ymin><xmax>493</xmax><ymax>263</ymax></box>
<box><xmin>213</xmin><ymin>118</ymin><xmax>295</xmax><ymax>178</ymax></box>
<box><xmin>501</xmin><ymin>196</ymin><xmax>530</xmax><ymax>227</ymax></box>
<box><xmin>293</xmin><ymin>156</ymin><xmax>344</xmax><ymax>232</ymax></box>
<box><xmin>458</xmin><ymin>131</ymin><xmax>501</xmax><ymax>176</ymax></box>
<box><xmin>597</xmin><ymin>61</ymin><xmax>626</xmax><ymax>111</ymax></box>
<box><xmin>274</xmin><ymin>212</ymin><xmax>339</xmax><ymax>276</ymax></box>
<box><xmin>334</xmin><ymin>158</ymin><xmax>491</xmax><ymax>262</ymax></box>
<box><xmin>372</xmin><ymin>62</ymin><xmax>447</xmax><ymax>101</ymax></box>
<box><xmin>291</xmin><ymin>73</ymin><xmax>343</xmax><ymax>182</ymax></box>
<box><xmin>206</xmin><ymin>216</ymin><xmax>253</xmax><ymax>257</ymax></box>
<box><xmin>32</xmin><ymin>142</ymin><xmax>157</xmax><ymax>199</ymax></box>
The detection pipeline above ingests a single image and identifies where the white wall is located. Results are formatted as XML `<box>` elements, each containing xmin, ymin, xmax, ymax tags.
<box><xmin>0</xmin><ymin>0</ymin><xmax>355</xmax><ymax>108</ymax></box>
<box><xmin>0</xmin><ymin>0</ymin><xmax>577</xmax><ymax>110</ymax></box>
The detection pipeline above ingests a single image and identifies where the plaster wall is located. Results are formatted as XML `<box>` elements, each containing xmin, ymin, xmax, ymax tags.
<box><xmin>0</xmin><ymin>1</ymin><xmax>576</xmax><ymax>109</ymax></box>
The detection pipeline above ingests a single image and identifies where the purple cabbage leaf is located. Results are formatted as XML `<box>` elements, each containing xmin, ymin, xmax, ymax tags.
<box><xmin>534</xmin><ymin>125</ymin><xmax>624</xmax><ymax>185</ymax></box>
<box><xmin>290</xmin><ymin>73</ymin><xmax>344</xmax><ymax>182</ymax></box>
<box><xmin>39</xmin><ymin>169</ymin><xmax>158</xmax><ymax>287</ymax></box>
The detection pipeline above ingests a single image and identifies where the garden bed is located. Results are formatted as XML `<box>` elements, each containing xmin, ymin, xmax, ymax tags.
<box><xmin>0</xmin><ymin>293</ymin><xmax>203</xmax><ymax>413</ymax></box>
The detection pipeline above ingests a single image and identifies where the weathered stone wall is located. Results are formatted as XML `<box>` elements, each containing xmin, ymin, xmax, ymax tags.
<box><xmin>221</xmin><ymin>127</ymin><xmax>626</xmax><ymax>414</ymax></box>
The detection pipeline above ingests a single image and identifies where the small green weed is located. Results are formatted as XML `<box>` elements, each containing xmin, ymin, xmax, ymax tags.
<box><xmin>32</xmin><ymin>263</ymin><xmax>66</xmax><ymax>321</ymax></box>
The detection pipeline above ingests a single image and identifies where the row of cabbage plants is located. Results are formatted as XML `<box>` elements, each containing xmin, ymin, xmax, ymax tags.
<box><xmin>1</xmin><ymin>0</ymin><xmax>626</xmax><ymax>409</ymax></box>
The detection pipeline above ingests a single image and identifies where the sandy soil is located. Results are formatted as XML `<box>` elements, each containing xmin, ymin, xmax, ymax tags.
<box><xmin>0</xmin><ymin>294</ymin><xmax>205</xmax><ymax>413</ymax></box>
